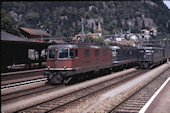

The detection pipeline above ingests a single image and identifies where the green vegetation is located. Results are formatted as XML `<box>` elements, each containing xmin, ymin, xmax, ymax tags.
<box><xmin>1</xmin><ymin>1</ymin><xmax>170</xmax><ymax>38</ymax></box>
<box><xmin>1</xmin><ymin>9</ymin><xmax>21</xmax><ymax>36</ymax></box>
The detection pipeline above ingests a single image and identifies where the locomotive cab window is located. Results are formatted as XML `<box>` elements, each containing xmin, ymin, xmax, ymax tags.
<box><xmin>75</xmin><ymin>49</ymin><xmax>78</xmax><ymax>57</ymax></box>
<box><xmin>69</xmin><ymin>49</ymin><xmax>74</xmax><ymax>58</ymax></box>
<box><xmin>48</xmin><ymin>49</ymin><xmax>56</xmax><ymax>59</ymax></box>
<box><xmin>58</xmin><ymin>49</ymin><xmax>69</xmax><ymax>58</ymax></box>
<box><xmin>112</xmin><ymin>49</ymin><xmax>117</xmax><ymax>56</ymax></box>
<box><xmin>58</xmin><ymin>48</ymin><xmax>75</xmax><ymax>59</ymax></box>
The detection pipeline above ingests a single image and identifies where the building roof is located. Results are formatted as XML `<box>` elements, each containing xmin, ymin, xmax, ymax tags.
<box><xmin>150</xmin><ymin>28</ymin><xmax>156</xmax><ymax>31</ymax></box>
<box><xmin>1</xmin><ymin>30</ymin><xmax>28</xmax><ymax>42</ymax></box>
<box><xmin>19</xmin><ymin>27</ymin><xmax>51</xmax><ymax>37</ymax></box>
<box><xmin>141</xmin><ymin>29</ymin><xmax>148</xmax><ymax>32</ymax></box>
<box><xmin>73</xmin><ymin>33</ymin><xmax>99</xmax><ymax>41</ymax></box>
<box><xmin>49</xmin><ymin>40</ymin><xmax>65</xmax><ymax>44</ymax></box>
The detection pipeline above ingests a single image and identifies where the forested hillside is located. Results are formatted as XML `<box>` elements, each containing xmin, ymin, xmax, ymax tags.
<box><xmin>1</xmin><ymin>1</ymin><xmax>170</xmax><ymax>37</ymax></box>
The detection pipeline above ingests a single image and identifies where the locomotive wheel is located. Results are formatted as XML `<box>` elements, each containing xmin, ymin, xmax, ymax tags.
<box><xmin>143</xmin><ymin>62</ymin><xmax>149</xmax><ymax>69</ymax></box>
<box><xmin>50</xmin><ymin>75</ymin><xmax>63</xmax><ymax>84</ymax></box>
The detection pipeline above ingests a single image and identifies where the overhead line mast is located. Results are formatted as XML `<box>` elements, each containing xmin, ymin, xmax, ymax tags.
<box><xmin>81</xmin><ymin>18</ymin><xmax>84</xmax><ymax>42</ymax></box>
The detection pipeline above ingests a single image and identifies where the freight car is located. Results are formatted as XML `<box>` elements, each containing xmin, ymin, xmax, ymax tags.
<box><xmin>137</xmin><ymin>46</ymin><xmax>169</xmax><ymax>69</ymax></box>
<box><xmin>44</xmin><ymin>44</ymin><xmax>113</xmax><ymax>84</ymax></box>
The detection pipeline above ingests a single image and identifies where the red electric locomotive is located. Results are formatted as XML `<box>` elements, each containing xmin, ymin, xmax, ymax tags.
<box><xmin>44</xmin><ymin>44</ymin><xmax>113</xmax><ymax>84</ymax></box>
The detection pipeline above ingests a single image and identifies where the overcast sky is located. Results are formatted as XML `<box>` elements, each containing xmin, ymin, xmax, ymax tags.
<box><xmin>163</xmin><ymin>0</ymin><xmax>170</xmax><ymax>9</ymax></box>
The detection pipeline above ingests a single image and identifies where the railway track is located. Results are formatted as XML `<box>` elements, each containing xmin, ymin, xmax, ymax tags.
<box><xmin>1</xmin><ymin>68</ymin><xmax>46</xmax><ymax>86</ymax></box>
<box><xmin>1</xmin><ymin>78</ymin><xmax>47</xmax><ymax>89</ymax></box>
<box><xmin>109</xmin><ymin>68</ymin><xmax>170</xmax><ymax>113</ymax></box>
<box><xmin>1</xmin><ymin>84</ymin><xmax>65</xmax><ymax>104</ymax></box>
<box><xmin>2</xmin><ymin>63</ymin><xmax>169</xmax><ymax>113</ymax></box>
<box><xmin>15</xmin><ymin>69</ymin><xmax>147</xmax><ymax>112</ymax></box>
<box><xmin>1</xmin><ymin>68</ymin><xmax>45</xmax><ymax>81</ymax></box>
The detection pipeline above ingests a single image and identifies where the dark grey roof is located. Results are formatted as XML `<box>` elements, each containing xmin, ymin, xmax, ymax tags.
<box><xmin>47</xmin><ymin>44</ymin><xmax>109</xmax><ymax>50</ymax></box>
<box><xmin>1</xmin><ymin>30</ymin><xmax>28</xmax><ymax>42</ymax></box>
<box><xmin>48</xmin><ymin>44</ymin><xmax>78</xmax><ymax>49</ymax></box>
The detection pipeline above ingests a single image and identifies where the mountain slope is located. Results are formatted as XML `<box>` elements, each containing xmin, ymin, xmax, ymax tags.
<box><xmin>1</xmin><ymin>1</ymin><xmax>170</xmax><ymax>37</ymax></box>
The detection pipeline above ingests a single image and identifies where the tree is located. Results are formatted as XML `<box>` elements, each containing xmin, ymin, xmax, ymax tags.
<box><xmin>135</xmin><ymin>18</ymin><xmax>138</xmax><ymax>26</ymax></box>
<box><xmin>90</xmin><ymin>23</ymin><xmax>94</xmax><ymax>33</ymax></box>
<box><xmin>1</xmin><ymin>8</ymin><xmax>21</xmax><ymax>36</ymax></box>
<box><xmin>142</xmin><ymin>20</ymin><xmax>145</xmax><ymax>29</ymax></box>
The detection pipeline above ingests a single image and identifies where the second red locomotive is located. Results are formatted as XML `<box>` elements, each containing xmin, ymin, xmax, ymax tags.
<box><xmin>44</xmin><ymin>44</ymin><xmax>113</xmax><ymax>84</ymax></box>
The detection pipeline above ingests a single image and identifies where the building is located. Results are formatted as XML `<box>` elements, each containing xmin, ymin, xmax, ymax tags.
<box><xmin>141</xmin><ymin>29</ymin><xmax>150</xmax><ymax>40</ymax></box>
<box><xmin>150</xmin><ymin>28</ymin><xmax>157</xmax><ymax>36</ymax></box>
<box><xmin>1</xmin><ymin>30</ymin><xmax>49</xmax><ymax>70</ymax></box>
<box><xmin>73</xmin><ymin>22</ymin><xmax>102</xmax><ymax>41</ymax></box>
<box><xmin>141</xmin><ymin>28</ymin><xmax>157</xmax><ymax>40</ymax></box>
<box><xmin>19</xmin><ymin>27</ymin><xmax>51</xmax><ymax>42</ymax></box>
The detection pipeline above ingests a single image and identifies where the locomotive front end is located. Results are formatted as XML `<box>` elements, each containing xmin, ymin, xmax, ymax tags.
<box><xmin>138</xmin><ymin>47</ymin><xmax>154</xmax><ymax>68</ymax></box>
<box><xmin>44</xmin><ymin>44</ymin><xmax>78</xmax><ymax>84</ymax></box>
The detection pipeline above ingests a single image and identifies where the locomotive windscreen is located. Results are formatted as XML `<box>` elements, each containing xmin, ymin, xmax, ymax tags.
<box><xmin>59</xmin><ymin>49</ymin><xmax>69</xmax><ymax>58</ymax></box>
<box><xmin>58</xmin><ymin>49</ymin><xmax>75</xmax><ymax>59</ymax></box>
<box><xmin>48</xmin><ymin>49</ymin><xmax>55</xmax><ymax>59</ymax></box>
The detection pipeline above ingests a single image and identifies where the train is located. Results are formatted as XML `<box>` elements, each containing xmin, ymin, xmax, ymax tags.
<box><xmin>137</xmin><ymin>45</ymin><xmax>170</xmax><ymax>69</ymax></box>
<box><xmin>44</xmin><ymin>44</ymin><xmax>113</xmax><ymax>84</ymax></box>
<box><xmin>44</xmin><ymin>43</ymin><xmax>138</xmax><ymax>84</ymax></box>
<box><xmin>44</xmin><ymin>43</ymin><xmax>170</xmax><ymax>84</ymax></box>
<box><xmin>109</xmin><ymin>45</ymin><xmax>137</xmax><ymax>69</ymax></box>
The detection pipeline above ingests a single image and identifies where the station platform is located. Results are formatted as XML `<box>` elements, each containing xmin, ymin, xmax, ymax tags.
<box><xmin>139</xmin><ymin>77</ymin><xmax>170</xmax><ymax>113</ymax></box>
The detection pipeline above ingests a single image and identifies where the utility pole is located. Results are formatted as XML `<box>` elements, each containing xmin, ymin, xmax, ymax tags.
<box><xmin>121</xmin><ymin>28</ymin><xmax>123</xmax><ymax>45</ymax></box>
<box><xmin>128</xmin><ymin>22</ymin><xmax>131</xmax><ymax>46</ymax></box>
<box><xmin>81</xmin><ymin>18</ymin><xmax>84</xmax><ymax>42</ymax></box>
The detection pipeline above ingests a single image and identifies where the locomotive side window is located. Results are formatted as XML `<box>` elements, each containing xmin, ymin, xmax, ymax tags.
<box><xmin>58</xmin><ymin>49</ymin><xmax>69</xmax><ymax>58</ymax></box>
<box><xmin>69</xmin><ymin>49</ymin><xmax>74</xmax><ymax>58</ymax></box>
<box><xmin>75</xmin><ymin>49</ymin><xmax>78</xmax><ymax>57</ymax></box>
<box><xmin>48</xmin><ymin>49</ymin><xmax>56</xmax><ymax>59</ymax></box>
<box><xmin>103</xmin><ymin>49</ymin><xmax>108</xmax><ymax>56</ymax></box>
<box><xmin>84</xmin><ymin>49</ymin><xmax>89</xmax><ymax>57</ymax></box>
<box><xmin>95</xmin><ymin>49</ymin><xmax>99</xmax><ymax>56</ymax></box>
